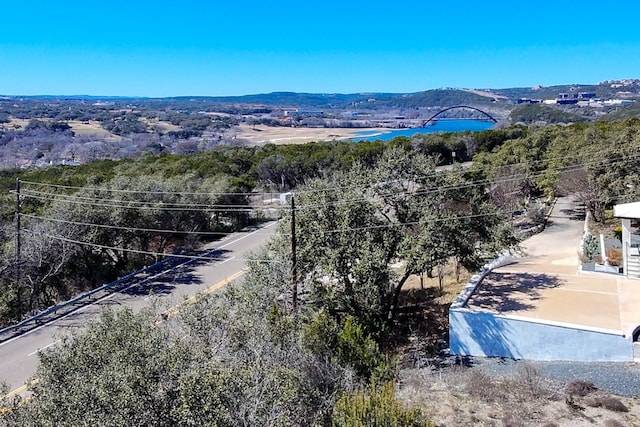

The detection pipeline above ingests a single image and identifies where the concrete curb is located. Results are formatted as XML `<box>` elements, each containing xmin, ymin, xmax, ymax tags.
<box><xmin>451</xmin><ymin>252</ymin><xmax>518</xmax><ymax>310</ymax></box>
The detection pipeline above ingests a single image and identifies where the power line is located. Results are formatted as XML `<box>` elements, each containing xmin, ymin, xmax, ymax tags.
<box><xmin>14</xmin><ymin>140</ymin><xmax>640</xmax><ymax>237</ymax></box>
<box><xmin>22</xmin><ymin>229</ymin><xmax>283</xmax><ymax>263</ymax></box>
<box><xmin>21</xmin><ymin>214</ymin><xmax>273</xmax><ymax>236</ymax></box>
<box><xmin>16</xmin><ymin>192</ymin><xmax>283</xmax><ymax>213</ymax></box>
<box><xmin>19</xmin><ymin>180</ymin><xmax>279</xmax><ymax>197</ymax></box>
<box><xmin>11</xmin><ymin>161</ymin><xmax>564</xmax><ymax>212</ymax></box>
<box><xmin>18</xmin><ymin>189</ymin><xmax>256</xmax><ymax>209</ymax></box>
<box><xmin>289</xmin><ymin>163</ymin><xmax>600</xmax><ymax>212</ymax></box>
<box><xmin>14</xmin><ymin>152</ymin><xmax>628</xmax><ymax>215</ymax></box>
<box><xmin>291</xmin><ymin>141</ymin><xmax>640</xmax><ymax>196</ymax></box>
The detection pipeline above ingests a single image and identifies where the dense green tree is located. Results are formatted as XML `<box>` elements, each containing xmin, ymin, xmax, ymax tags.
<box><xmin>280</xmin><ymin>148</ymin><xmax>516</xmax><ymax>328</ymax></box>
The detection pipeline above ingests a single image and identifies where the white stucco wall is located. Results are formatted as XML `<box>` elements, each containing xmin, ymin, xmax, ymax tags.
<box><xmin>449</xmin><ymin>309</ymin><xmax>633</xmax><ymax>362</ymax></box>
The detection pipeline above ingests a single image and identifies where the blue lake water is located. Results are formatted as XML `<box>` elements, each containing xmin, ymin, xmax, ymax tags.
<box><xmin>352</xmin><ymin>119</ymin><xmax>495</xmax><ymax>141</ymax></box>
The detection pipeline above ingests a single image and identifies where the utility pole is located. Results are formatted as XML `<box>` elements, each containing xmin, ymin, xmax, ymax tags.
<box><xmin>15</xmin><ymin>178</ymin><xmax>21</xmax><ymax>312</ymax></box>
<box><xmin>290</xmin><ymin>193</ymin><xmax>297</xmax><ymax>313</ymax></box>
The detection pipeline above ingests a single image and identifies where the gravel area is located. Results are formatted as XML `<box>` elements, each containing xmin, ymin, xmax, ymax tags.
<box><xmin>471</xmin><ymin>357</ymin><xmax>640</xmax><ymax>397</ymax></box>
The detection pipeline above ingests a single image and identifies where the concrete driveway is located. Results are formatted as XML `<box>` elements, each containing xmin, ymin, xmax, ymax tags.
<box><xmin>466</xmin><ymin>197</ymin><xmax>640</xmax><ymax>338</ymax></box>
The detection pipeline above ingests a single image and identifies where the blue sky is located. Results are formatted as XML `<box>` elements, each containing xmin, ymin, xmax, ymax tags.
<box><xmin>1</xmin><ymin>1</ymin><xmax>638</xmax><ymax>97</ymax></box>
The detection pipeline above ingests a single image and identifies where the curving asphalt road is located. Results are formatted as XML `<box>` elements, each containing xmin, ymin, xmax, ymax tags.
<box><xmin>0</xmin><ymin>222</ymin><xmax>277</xmax><ymax>392</ymax></box>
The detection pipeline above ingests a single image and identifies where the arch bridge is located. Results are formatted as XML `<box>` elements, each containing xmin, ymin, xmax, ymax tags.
<box><xmin>422</xmin><ymin>105</ymin><xmax>498</xmax><ymax>127</ymax></box>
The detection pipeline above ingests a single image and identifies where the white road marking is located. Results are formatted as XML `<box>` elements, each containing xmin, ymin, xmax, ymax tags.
<box><xmin>217</xmin><ymin>221</ymin><xmax>276</xmax><ymax>249</ymax></box>
<box><xmin>28</xmin><ymin>339</ymin><xmax>61</xmax><ymax>357</ymax></box>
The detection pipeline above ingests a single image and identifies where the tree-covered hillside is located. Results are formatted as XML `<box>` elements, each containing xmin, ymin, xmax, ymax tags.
<box><xmin>509</xmin><ymin>103</ymin><xmax>590</xmax><ymax>124</ymax></box>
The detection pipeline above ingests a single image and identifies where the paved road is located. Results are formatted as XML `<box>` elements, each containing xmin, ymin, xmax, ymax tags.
<box><xmin>0</xmin><ymin>222</ymin><xmax>277</xmax><ymax>392</ymax></box>
<box><xmin>521</xmin><ymin>196</ymin><xmax>585</xmax><ymax>260</ymax></box>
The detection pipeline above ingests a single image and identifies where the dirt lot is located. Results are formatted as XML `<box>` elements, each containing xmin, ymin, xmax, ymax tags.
<box><xmin>399</xmin><ymin>365</ymin><xmax>640</xmax><ymax>427</ymax></box>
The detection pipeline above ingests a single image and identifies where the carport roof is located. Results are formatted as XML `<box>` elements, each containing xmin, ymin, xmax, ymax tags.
<box><xmin>614</xmin><ymin>201</ymin><xmax>640</xmax><ymax>219</ymax></box>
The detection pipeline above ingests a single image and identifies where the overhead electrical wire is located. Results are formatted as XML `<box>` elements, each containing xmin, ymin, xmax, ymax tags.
<box><xmin>22</xmin><ymin>187</ymin><xmax>629</xmax><ymax>263</ymax></box>
<box><xmin>19</xmin><ymin>180</ymin><xmax>279</xmax><ymax>197</ymax></box>
<box><xmin>14</xmin><ymin>155</ymin><xmax>640</xmax><ymax>224</ymax></box>
<box><xmin>18</xmin><ymin>141</ymin><xmax>639</xmax><ymax>200</ymax></box>
<box><xmin>15</xmin><ymin>192</ymin><xmax>283</xmax><ymax>213</ymax></box>
<box><xmin>17</xmin><ymin>189</ymin><xmax>258</xmax><ymax>209</ymax></box>
<box><xmin>291</xmin><ymin>141</ymin><xmax>640</xmax><ymax>196</ymax></box>
<box><xmin>20</xmin><ymin>213</ymin><xmax>273</xmax><ymax>236</ymax></box>
<box><xmin>16</xmin><ymin>140</ymin><xmax>640</xmax><ymax>203</ymax></box>
<box><xmin>13</xmin><ymin>141</ymin><xmax>640</xmax><ymax>254</ymax></box>
<box><xmin>14</xmin><ymin>152</ymin><xmax>638</xmax><ymax>215</ymax></box>
<box><xmin>22</xmin><ymin>228</ymin><xmax>283</xmax><ymax>263</ymax></box>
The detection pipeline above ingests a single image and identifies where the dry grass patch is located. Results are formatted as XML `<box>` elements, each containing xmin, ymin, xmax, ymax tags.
<box><xmin>584</xmin><ymin>395</ymin><xmax>629</xmax><ymax>413</ymax></box>
<box><xmin>603</xmin><ymin>419</ymin><xmax>626</xmax><ymax>427</ymax></box>
<box><xmin>397</xmin><ymin>366</ymin><xmax>640</xmax><ymax>427</ymax></box>
<box><xmin>5</xmin><ymin>118</ymin><xmax>29</xmax><ymax>130</ymax></box>
<box><xmin>67</xmin><ymin>120</ymin><xmax>116</xmax><ymax>138</ymax></box>
<box><xmin>565</xmin><ymin>380</ymin><xmax>597</xmax><ymax>397</ymax></box>
<box><xmin>397</xmin><ymin>364</ymin><xmax>562</xmax><ymax>426</ymax></box>
<box><xmin>140</xmin><ymin>118</ymin><xmax>181</xmax><ymax>133</ymax></box>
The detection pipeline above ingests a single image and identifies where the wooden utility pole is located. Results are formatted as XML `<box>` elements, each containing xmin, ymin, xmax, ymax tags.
<box><xmin>15</xmin><ymin>178</ymin><xmax>21</xmax><ymax>313</ymax></box>
<box><xmin>290</xmin><ymin>193</ymin><xmax>297</xmax><ymax>312</ymax></box>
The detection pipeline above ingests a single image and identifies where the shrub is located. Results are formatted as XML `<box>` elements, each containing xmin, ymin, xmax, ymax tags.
<box><xmin>584</xmin><ymin>396</ymin><xmax>629</xmax><ymax>412</ymax></box>
<box><xmin>526</xmin><ymin>202</ymin><xmax>547</xmax><ymax>225</ymax></box>
<box><xmin>582</xmin><ymin>233</ymin><xmax>600</xmax><ymax>262</ymax></box>
<box><xmin>336</xmin><ymin>316</ymin><xmax>395</xmax><ymax>382</ymax></box>
<box><xmin>606</xmin><ymin>248</ymin><xmax>622</xmax><ymax>267</ymax></box>
<box><xmin>565</xmin><ymin>380</ymin><xmax>596</xmax><ymax>396</ymax></box>
<box><xmin>463</xmin><ymin>370</ymin><xmax>497</xmax><ymax>400</ymax></box>
<box><xmin>332</xmin><ymin>381</ymin><xmax>434</xmax><ymax>427</ymax></box>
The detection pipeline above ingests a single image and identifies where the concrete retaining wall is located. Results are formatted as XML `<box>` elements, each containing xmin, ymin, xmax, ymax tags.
<box><xmin>450</xmin><ymin>310</ymin><xmax>633</xmax><ymax>362</ymax></box>
<box><xmin>448</xmin><ymin>246</ymin><xmax>633</xmax><ymax>362</ymax></box>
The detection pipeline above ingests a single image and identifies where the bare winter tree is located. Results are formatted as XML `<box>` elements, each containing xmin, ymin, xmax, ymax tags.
<box><xmin>556</xmin><ymin>165</ymin><xmax>607</xmax><ymax>223</ymax></box>
<box><xmin>488</xmin><ymin>165</ymin><xmax>532</xmax><ymax>213</ymax></box>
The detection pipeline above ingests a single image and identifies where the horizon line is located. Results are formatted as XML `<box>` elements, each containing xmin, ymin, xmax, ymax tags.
<box><xmin>0</xmin><ymin>80</ymin><xmax>626</xmax><ymax>100</ymax></box>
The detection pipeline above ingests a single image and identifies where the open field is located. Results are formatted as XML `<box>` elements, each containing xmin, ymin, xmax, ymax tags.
<box><xmin>5</xmin><ymin>118</ymin><xmax>29</xmax><ymax>130</ymax></box>
<box><xmin>139</xmin><ymin>117</ymin><xmax>181</xmax><ymax>134</ymax></box>
<box><xmin>66</xmin><ymin>120</ymin><xmax>117</xmax><ymax>138</ymax></box>
<box><xmin>235</xmin><ymin>123</ymin><xmax>391</xmax><ymax>145</ymax></box>
<box><xmin>3</xmin><ymin>118</ymin><xmax>118</xmax><ymax>140</ymax></box>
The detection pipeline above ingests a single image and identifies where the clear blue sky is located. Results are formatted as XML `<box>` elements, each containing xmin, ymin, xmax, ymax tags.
<box><xmin>1</xmin><ymin>1</ymin><xmax>638</xmax><ymax>97</ymax></box>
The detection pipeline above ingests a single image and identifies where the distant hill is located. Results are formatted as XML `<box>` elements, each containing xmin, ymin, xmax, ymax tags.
<box><xmin>509</xmin><ymin>103</ymin><xmax>589</xmax><ymax>124</ymax></box>
<box><xmin>378</xmin><ymin>89</ymin><xmax>501</xmax><ymax>108</ymax></box>
<box><xmin>601</xmin><ymin>102</ymin><xmax>640</xmax><ymax>121</ymax></box>
<box><xmin>151</xmin><ymin>92</ymin><xmax>401</xmax><ymax>109</ymax></box>
<box><xmin>2</xmin><ymin>79</ymin><xmax>639</xmax><ymax>121</ymax></box>
<box><xmin>168</xmin><ymin>89</ymin><xmax>505</xmax><ymax>109</ymax></box>
<box><xmin>493</xmin><ymin>80</ymin><xmax>640</xmax><ymax>101</ymax></box>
